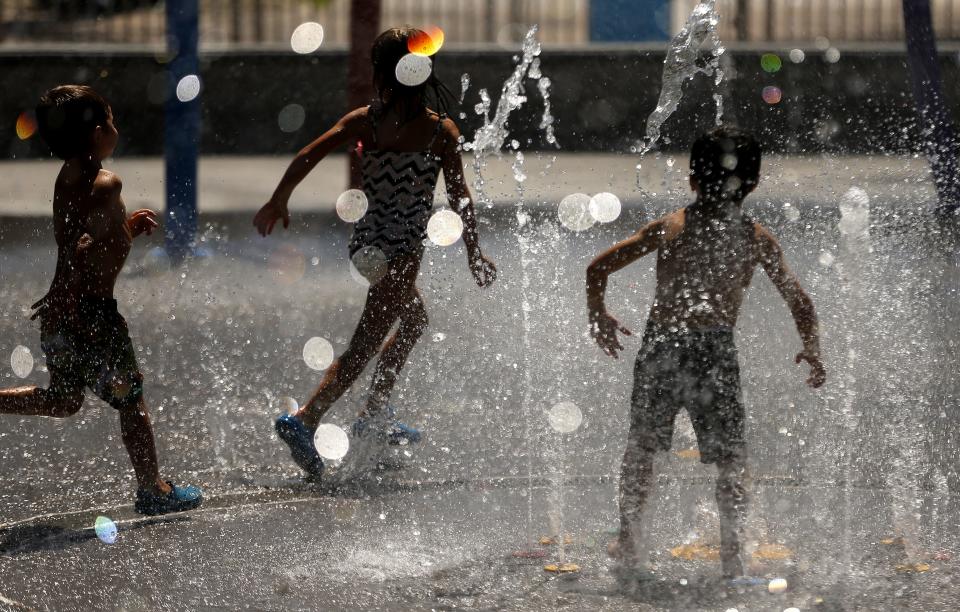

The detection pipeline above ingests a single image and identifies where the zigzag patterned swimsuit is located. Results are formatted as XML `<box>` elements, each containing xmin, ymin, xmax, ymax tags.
<box><xmin>348</xmin><ymin>109</ymin><xmax>445</xmax><ymax>261</ymax></box>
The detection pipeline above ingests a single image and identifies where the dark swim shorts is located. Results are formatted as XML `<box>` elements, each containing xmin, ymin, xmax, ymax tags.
<box><xmin>40</xmin><ymin>298</ymin><xmax>144</xmax><ymax>410</ymax></box>
<box><xmin>630</xmin><ymin>321</ymin><xmax>746</xmax><ymax>464</ymax></box>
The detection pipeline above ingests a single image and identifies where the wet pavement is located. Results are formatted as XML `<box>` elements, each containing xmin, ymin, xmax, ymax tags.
<box><xmin>2</xmin><ymin>157</ymin><xmax>960</xmax><ymax>610</ymax></box>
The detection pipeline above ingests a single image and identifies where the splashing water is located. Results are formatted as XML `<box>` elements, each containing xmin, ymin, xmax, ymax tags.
<box><xmin>463</xmin><ymin>26</ymin><xmax>557</xmax><ymax>209</ymax></box>
<box><xmin>635</xmin><ymin>0</ymin><xmax>724</xmax><ymax>186</ymax></box>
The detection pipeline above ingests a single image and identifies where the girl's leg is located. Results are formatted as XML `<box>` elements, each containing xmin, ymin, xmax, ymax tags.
<box><xmin>118</xmin><ymin>397</ymin><xmax>171</xmax><ymax>494</ymax></box>
<box><xmin>297</xmin><ymin>255</ymin><xmax>420</xmax><ymax>429</ymax></box>
<box><xmin>363</xmin><ymin>287</ymin><xmax>428</xmax><ymax>417</ymax></box>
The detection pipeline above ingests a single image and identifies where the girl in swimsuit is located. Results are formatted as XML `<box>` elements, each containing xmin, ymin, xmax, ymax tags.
<box><xmin>254</xmin><ymin>27</ymin><xmax>496</xmax><ymax>478</ymax></box>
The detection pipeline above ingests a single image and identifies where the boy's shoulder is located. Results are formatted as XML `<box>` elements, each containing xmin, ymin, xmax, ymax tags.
<box><xmin>92</xmin><ymin>169</ymin><xmax>122</xmax><ymax>196</ymax></box>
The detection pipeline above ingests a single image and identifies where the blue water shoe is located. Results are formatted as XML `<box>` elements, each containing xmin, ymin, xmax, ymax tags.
<box><xmin>134</xmin><ymin>482</ymin><xmax>203</xmax><ymax>516</ymax></box>
<box><xmin>275</xmin><ymin>413</ymin><xmax>325</xmax><ymax>478</ymax></box>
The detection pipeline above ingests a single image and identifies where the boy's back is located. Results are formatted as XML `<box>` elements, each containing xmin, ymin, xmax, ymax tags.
<box><xmin>586</xmin><ymin>127</ymin><xmax>825</xmax><ymax>580</ymax></box>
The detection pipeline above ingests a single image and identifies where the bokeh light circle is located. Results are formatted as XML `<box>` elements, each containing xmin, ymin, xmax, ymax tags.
<box><xmin>336</xmin><ymin>189</ymin><xmax>368</xmax><ymax>223</ymax></box>
<box><xmin>395</xmin><ymin>53</ymin><xmax>432</xmax><ymax>87</ymax></box>
<box><xmin>94</xmin><ymin>516</ymin><xmax>118</xmax><ymax>544</ymax></box>
<box><xmin>280</xmin><ymin>396</ymin><xmax>299</xmax><ymax>414</ymax></box>
<box><xmin>547</xmin><ymin>401</ymin><xmax>583</xmax><ymax>434</ymax></box>
<box><xmin>783</xmin><ymin>203</ymin><xmax>800</xmax><ymax>221</ymax></box>
<box><xmin>760</xmin><ymin>53</ymin><xmax>782</xmax><ymax>73</ymax></box>
<box><xmin>278</xmin><ymin>104</ymin><xmax>306</xmax><ymax>133</ymax></box>
<box><xmin>789</xmin><ymin>48</ymin><xmax>806</xmax><ymax>63</ymax></box>
<box><xmin>268</xmin><ymin>243</ymin><xmax>306</xmax><ymax>285</ymax></box>
<box><xmin>408</xmin><ymin>26</ymin><xmax>445</xmax><ymax>56</ymax></box>
<box><xmin>142</xmin><ymin>246</ymin><xmax>172</xmax><ymax>276</ymax></box>
<box><xmin>588</xmin><ymin>192</ymin><xmax>621</xmax><ymax>224</ymax></box>
<box><xmin>16</xmin><ymin>111</ymin><xmax>37</xmax><ymax>140</ymax></box>
<box><xmin>350</xmin><ymin>246</ymin><xmax>388</xmax><ymax>285</ymax></box>
<box><xmin>302</xmin><ymin>336</ymin><xmax>334</xmax><ymax>371</ymax></box>
<box><xmin>10</xmin><ymin>345</ymin><xmax>33</xmax><ymax>379</ymax></box>
<box><xmin>558</xmin><ymin>193</ymin><xmax>595</xmax><ymax>232</ymax></box>
<box><xmin>825</xmin><ymin>47</ymin><xmax>841</xmax><ymax>63</ymax></box>
<box><xmin>818</xmin><ymin>251</ymin><xmax>835</xmax><ymax>267</ymax></box>
<box><xmin>290</xmin><ymin>22</ymin><xmax>324</xmax><ymax>54</ymax></box>
<box><xmin>427</xmin><ymin>209</ymin><xmax>464</xmax><ymax>246</ymax></box>
<box><xmin>762</xmin><ymin>86</ymin><xmax>782</xmax><ymax>105</ymax></box>
<box><xmin>313</xmin><ymin>423</ymin><xmax>349</xmax><ymax>460</ymax></box>
<box><xmin>767</xmin><ymin>577</ymin><xmax>788</xmax><ymax>594</ymax></box>
<box><xmin>175</xmin><ymin>75</ymin><xmax>201</xmax><ymax>102</ymax></box>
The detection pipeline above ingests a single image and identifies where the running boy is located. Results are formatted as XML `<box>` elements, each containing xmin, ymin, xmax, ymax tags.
<box><xmin>0</xmin><ymin>85</ymin><xmax>202</xmax><ymax>515</ymax></box>
<box><xmin>255</xmin><ymin>27</ymin><xmax>496</xmax><ymax>478</ymax></box>
<box><xmin>586</xmin><ymin>128</ymin><xmax>825</xmax><ymax>579</ymax></box>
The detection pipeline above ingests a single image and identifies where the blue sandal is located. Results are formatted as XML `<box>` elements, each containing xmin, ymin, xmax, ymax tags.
<box><xmin>134</xmin><ymin>481</ymin><xmax>203</xmax><ymax>516</ymax></box>
<box><xmin>275</xmin><ymin>413</ymin><xmax>325</xmax><ymax>478</ymax></box>
<box><xmin>351</xmin><ymin>405</ymin><xmax>421</xmax><ymax>445</ymax></box>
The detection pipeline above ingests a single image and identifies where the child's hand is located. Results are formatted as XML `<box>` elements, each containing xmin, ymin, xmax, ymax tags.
<box><xmin>469</xmin><ymin>253</ymin><xmax>497</xmax><ymax>287</ymax></box>
<box><xmin>127</xmin><ymin>209</ymin><xmax>160</xmax><ymax>237</ymax></box>
<box><xmin>590</xmin><ymin>310</ymin><xmax>632</xmax><ymax>358</ymax></box>
<box><xmin>254</xmin><ymin>198</ymin><xmax>290</xmax><ymax>236</ymax></box>
<box><xmin>795</xmin><ymin>350</ymin><xmax>826</xmax><ymax>388</ymax></box>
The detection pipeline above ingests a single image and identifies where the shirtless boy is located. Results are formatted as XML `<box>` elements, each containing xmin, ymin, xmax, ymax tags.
<box><xmin>586</xmin><ymin>128</ymin><xmax>825</xmax><ymax>580</ymax></box>
<box><xmin>0</xmin><ymin>85</ymin><xmax>202</xmax><ymax>515</ymax></box>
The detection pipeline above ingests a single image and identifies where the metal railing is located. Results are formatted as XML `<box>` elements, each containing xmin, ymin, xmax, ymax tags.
<box><xmin>2</xmin><ymin>0</ymin><xmax>960</xmax><ymax>48</ymax></box>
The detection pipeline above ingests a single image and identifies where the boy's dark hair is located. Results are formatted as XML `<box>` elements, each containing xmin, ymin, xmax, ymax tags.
<box><xmin>371</xmin><ymin>26</ymin><xmax>454</xmax><ymax>116</ymax></box>
<box><xmin>35</xmin><ymin>85</ymin><xmax>111</xmax><ymax>160</ymax></box>
<box><xmin>690</xmin><ymin>127</ymin><xmax>761</xmax><ymax>203</ymax></box>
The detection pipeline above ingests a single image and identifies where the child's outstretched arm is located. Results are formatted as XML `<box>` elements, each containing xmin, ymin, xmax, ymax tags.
<box><xmin>440</xmin><ymin>119</ymin><xmax>496</xmax><ymax>287</ymax></box>
<box><xmin>756</xmin><ymin>224</ymin><xmax>826</xmax><ymax>388</ymax></box>
<box><xmin>254</xmin><ymin>108</ymin><xmax>365</xmax><ymax>236</ymax></box>
<box><xmin>585</xmin><ymin>220</ymin><xmax>663</xmax><ymax>358</ymax></box>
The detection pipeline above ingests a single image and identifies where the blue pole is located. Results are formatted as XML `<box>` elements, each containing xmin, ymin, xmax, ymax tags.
<box><xmin>903</xmin><ymin>0</ymin><xmax>960</xmax><ymax>214</ymax></box>
<box><xmin>164</xmin><ymin>0</ymin><xmax>200</xmax><ymax>260</ymax></box>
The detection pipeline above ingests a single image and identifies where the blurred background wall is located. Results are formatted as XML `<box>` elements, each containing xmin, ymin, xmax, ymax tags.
<box><xmin>3</xmin><ymin>0</ymin><xmax>960</xmax><ymax>157</ymax></box>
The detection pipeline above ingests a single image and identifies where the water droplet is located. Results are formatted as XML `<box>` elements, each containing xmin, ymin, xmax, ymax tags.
<box><xmin>175</xmin><ymin>75</ymin><xmax>201</xmax><ymax>102</ymax></box>
<box><xmin>679</xmin><ymin>578</ymin><xmax>688</xmax><ymax>586</ymax></box>
<box><xmin>818</xmin><ymin>252</ymin><xmax>835</xmax><ymax>267</ymax></box>
<box><xmin>789</xmin><ymin>48</ymin><xmax>805</xmax><ymax>63</ymax></box>
<box><xmin>588</xmin><ymin>192</ymin><xmax>621</xmax><ymax>223</ymax></box>
<box><xmin>313</xmin><ymin>423</ymin><xmax>349</xmax><ymax>460</ymax></box>
<box><xmin>395</xmin><ymin>53</ymin><xmax>432</xmax><ymax>87</ymax></box>
<box><xmin>94</xmin><ymin>516</ymin><xmax>118</xmax><ymax>544</ymax></box>
<box><xmin>302</xmin><ymin>337</ymin><xmax>334</xmax><ymax>371</ymax></box>
<box><xmin>277</xmin><ymin>103</ymin><xmax>306</xmax><ymax>133</ymax></box>
<box><xmin>350</xmin><ymin>246</ymin><xmax>388</xmax><ymax>285</ymax></box>
<box><xmin>336</xmin><ymin>189</ymin><xmax>368</xmax><ymax>223</ymax></box>
<box><xmin>432</xmin><ymin>332</ymin><xmax>446</xmax><ymax>343</ymax></box>
<box><xmin>767</xmin><ymin>577</ymin><xmax>788</xmax><ymax>594</ymax></box>
<box><xmin>10</xmin><ymin>345</ymin><xmax>33</xmax><ymax>379</ymax></box>
<box><xmin>427</xmin><ymin>209</ymin><xmax>463</xmax><ymax>246</ymax></box>
<box><xmin>290</xmin><ymin>22</ymin><xmax>324</xmax><ymax>54</ymax></box>
<box><xmin>558</xmin><ymin>193</ymin><xmax>594</xmax><ymax>232</ymax></box>
<box><xmin>547</xmin><ymin>401</ymin><xmax>582</xmax><ymax>434</ymax></box>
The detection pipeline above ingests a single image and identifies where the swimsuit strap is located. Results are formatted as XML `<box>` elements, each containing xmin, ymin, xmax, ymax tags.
<box><xmin>367</xmin><ymin>105</ymin><xmax>379</xmax><ymax>147</ymax></box>
<box><xmin>426</xmin><ymin>113</ymin><xmax>447</xmax><ymax>152</ymax></box>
